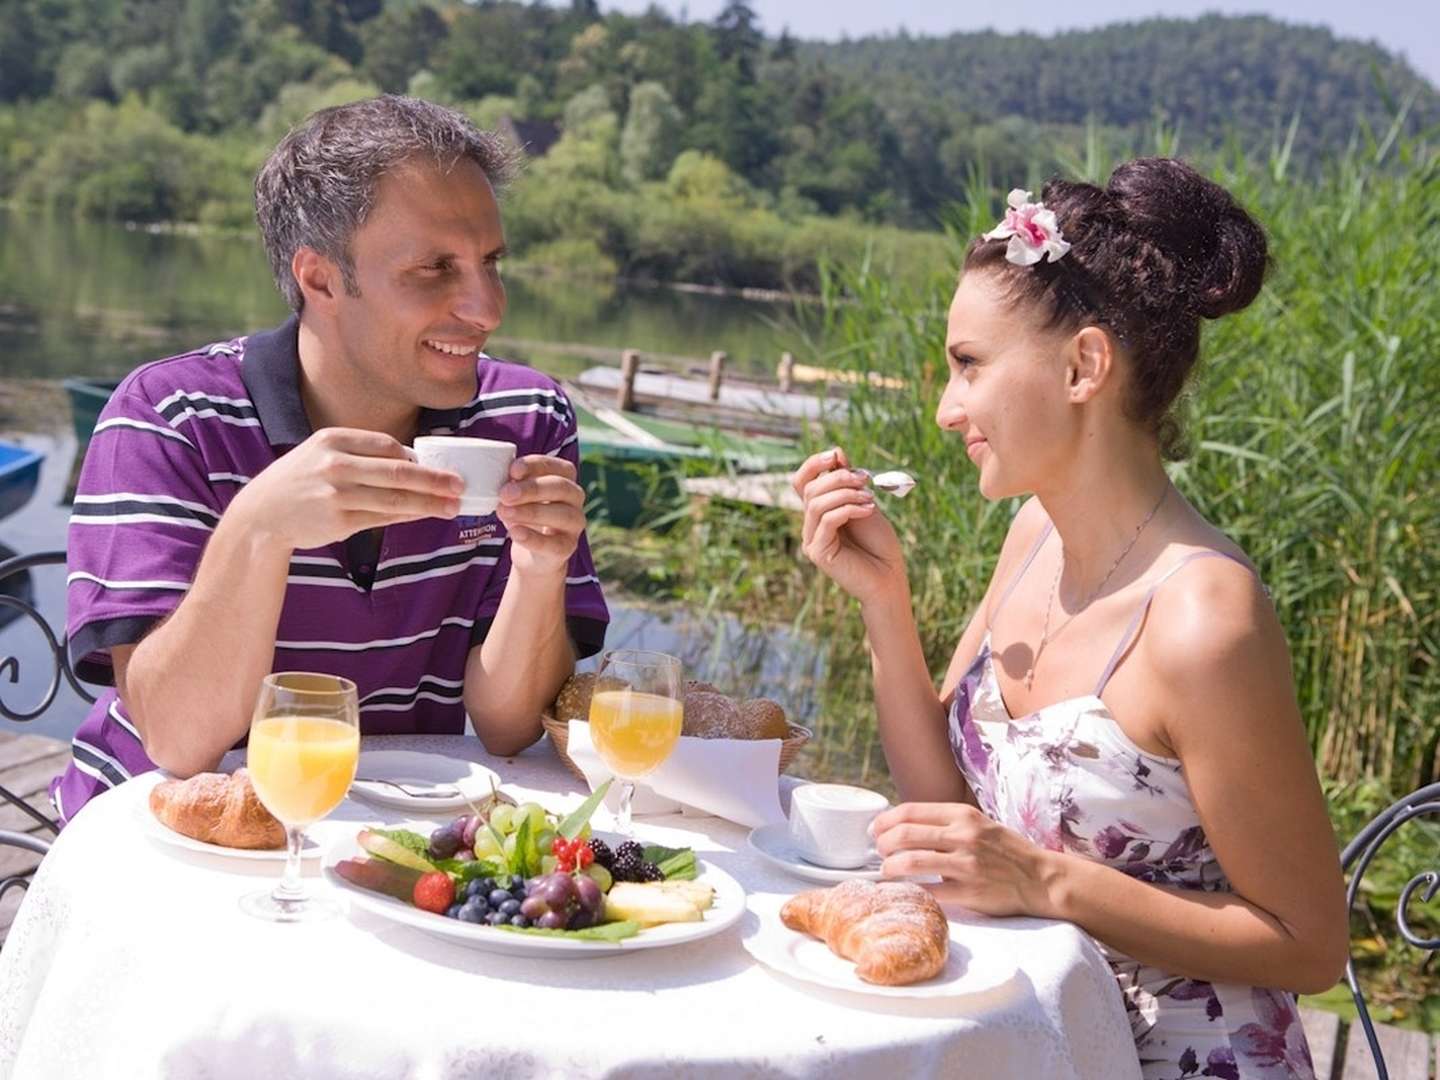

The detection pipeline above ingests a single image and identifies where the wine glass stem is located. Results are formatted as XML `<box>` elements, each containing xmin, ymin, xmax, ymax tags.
<box><xmin>274</xmin><ymin>824</ymin><xmax>307</xmax><ymax>904</ymax></box>
<box><xmin>617</xmin><ymin>780</ymin><xmax>635</xmax><ymax>837</ymax></box>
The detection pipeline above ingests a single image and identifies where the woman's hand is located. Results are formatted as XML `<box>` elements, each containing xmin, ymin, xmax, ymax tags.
<box><xmin>872</xmin><ymin>802</ymin><xmax>1060</xmax><ymax>918</ymax></box>
<box><xmin>791</xmin><ymin>447</ymin><xmax>907</xmax><ymax>607</ymax></box>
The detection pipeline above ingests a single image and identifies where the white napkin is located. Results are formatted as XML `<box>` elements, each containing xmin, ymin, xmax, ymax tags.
<box><xmin>566</xmin><ymin>721</ymin><xmax>786</xmax><ymax>829</ymax></box>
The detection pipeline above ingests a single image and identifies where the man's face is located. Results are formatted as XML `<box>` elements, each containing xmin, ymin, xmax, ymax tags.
<box><xmin>331</xmin><ymin>156</ymin><xmax>508</xmax><ymax>414</ymax></box>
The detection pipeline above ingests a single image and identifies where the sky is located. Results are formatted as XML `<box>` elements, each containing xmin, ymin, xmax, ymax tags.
<box><xmin>602</xmin><ymin>0</ymin><xmax>1440</xmax><ymax>87</ymax></box>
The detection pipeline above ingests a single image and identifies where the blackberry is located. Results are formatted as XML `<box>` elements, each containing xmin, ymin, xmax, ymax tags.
<box><xmin>638</xmin><ymin>861</ymin><xmax>664</xmax><ymax>882</ymax></box>
<box><xmin>615</xmin><ymin>840</ymin><xmax>645</xmax><ymax>864</ymax></box>
<box><xmin>587</xmin><ymin>838</ymin><xmax>614</xmax><ymax>870</ymax></box>
<box><xmin>612</xmin><ymin>853</ymin><xmax>644</xmax><ymax>882</ymax></box>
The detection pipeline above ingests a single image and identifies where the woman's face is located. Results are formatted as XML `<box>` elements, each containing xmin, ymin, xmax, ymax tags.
<box><xmin>936</xmin><ymin>271</ymin><xmax>1079</xmax><ymax>501</ymax></box>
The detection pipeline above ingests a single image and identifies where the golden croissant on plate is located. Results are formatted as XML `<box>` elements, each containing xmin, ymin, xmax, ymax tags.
<box><xmin>780</xmin><ymin>879</ymin><xmax>950</xmax><ymax>985</ymax></box>
<box><xmin>149</xmin><ymin>768</ymin><xmax>285</xmax><ymax>850</ymax></box>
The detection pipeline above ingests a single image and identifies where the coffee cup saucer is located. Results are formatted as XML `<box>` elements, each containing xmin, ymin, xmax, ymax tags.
<box><xmin>746</xmin><ymin>823</ymin><xmax>885</xmax><ymax>884</ymax></box>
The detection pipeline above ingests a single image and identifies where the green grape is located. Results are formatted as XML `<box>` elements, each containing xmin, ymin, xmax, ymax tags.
<box><xmin>536</xmin><ymin>829</ymin><xmax>556</xmax><ymax>855</ymax></box>
<box><xmin>583</xmin><ymin>863</ymin><xmax>612</xmax><ymax>892</ymax></box>
<box><xmin>489</xmin><ymin>804</ymin><xmax>516</xmax><ymax>835</ymax></box>
<box><xmin>503</xmin><ymin>833</ymin><xmax>519</xmax><ymax>860</ymax></box>
<box><xmin>540</xmin><ymin>854</ymin><xmax>558</xmax><ymax>874</ymax></box>
<box><xmin>472</xmin><ymin>830</ymin><xmax>502</xmax><ymax>861</ymax></box>
<box><xmin>578</xmin><ymin>822</ymin><xmax>592</xmax><ymax>841</ymax></box>
<box><xmin>520</xmin><ymin>803</ymin><xmax>548</xmax><ymax>833</ymax></box>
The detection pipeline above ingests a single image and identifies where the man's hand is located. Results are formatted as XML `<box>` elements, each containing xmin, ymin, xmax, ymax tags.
<box><xmin>230</xmin><ymin>428</ymin><xmax>463</xmax><ymax>552</ymax></box>
<box><xmin>495</xmin><ymin>455</ymin><xmax>586</xmax><ymax>578</ymax></box>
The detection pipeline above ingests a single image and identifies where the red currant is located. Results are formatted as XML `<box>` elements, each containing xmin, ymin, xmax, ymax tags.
<box><xmin>578</xmin><ymin>847</ymin><xmax>594</xmax><ymax>868</ymax></box>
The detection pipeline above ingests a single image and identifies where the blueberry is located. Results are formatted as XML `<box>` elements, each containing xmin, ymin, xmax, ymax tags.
<box><xmin>466</xmin><ymin>879</ymin><xmax>487</xmax><ymax>899</ymax></box>
<box><xmin>508</xmin><ymin>874</ymin><xmax>526</xmax><ymax>892</ymax></box>
<box><xmin>457</xmin><ymin>901</ymin><xmax>486</xmax><ymax>924</ymax></box>
<box><xmin>485</xmin><ymin>911</ymin><xmax>507</xmax><ymax>926</ymax></box>
<box><xmin>445</xmin><ymin>903</ymin><xmax>464</xmax><ymax>919</ymax></box>
<box><xmin>477</xmin><ymin>877</ymin><xmax>496</xmax><ymax>894</ymax></box>
<box><xmin>509</xmin><ymin>914</ymin><xmax>529</xmax><ymax>928</ymax></box>
<box><xmin>487</xmin><ymin>888</ymin><xmax>511</xmax><ymax>907</ymax></box>
<box><xmin>498</xmin><ymin>898</ymin><xmax>521</xmax><ymax>917</ymax></box>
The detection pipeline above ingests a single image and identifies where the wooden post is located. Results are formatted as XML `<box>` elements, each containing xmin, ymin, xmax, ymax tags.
<box><xmin>777</xmin><ymin>352</ymin><xmax>795</xmax><ymax>392</ymax></box>
<box><xmin>707</xmin><ymin>350</ymin><xmax>726</xmax><ymax>401</ymax></box>
<box><xmin>618</xmin><ymin>349</ymin><xmax>640</xmax><ymax>411</ymax></box>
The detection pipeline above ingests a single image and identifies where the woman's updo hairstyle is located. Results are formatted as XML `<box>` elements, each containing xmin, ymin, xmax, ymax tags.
<box><xmin>964</xmin><ymin>157</ymin><xmax>1269</xmax><ymax>459</ymax></box>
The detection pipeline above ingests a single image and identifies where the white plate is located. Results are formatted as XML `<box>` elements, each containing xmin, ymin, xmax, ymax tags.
<box><xmin>741</xmin><ymin>891</ymin><xmax>1019</xmax><ymax>999</ymax></box>
<box><xmin>746</xmin><ymin>823</ymin><xmax>884</xmax><ymax>883</ymax></box>
<box><xmin>348</xmin><ymin>751</ymin><xmax>502</xmax><ymax>813</ymax></box>
<box><xmin>322</xmin><ymin>827</ymin><xmax>748</xmax><ymax>958</ymax></box>
<box><xmin>138</xmin><ymin>798</ymin><xmax>321</xmax><ymax>861</ymax></box>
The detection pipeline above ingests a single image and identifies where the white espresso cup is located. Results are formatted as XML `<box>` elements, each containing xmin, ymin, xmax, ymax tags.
<box><xmin>787</xmin><ymin>783</ymin><xmax>889</xmax><ymax>869</ymax></box>
<box><xmin>412</xmin><ymin>436</ymin><xmax>516</xmax><ymax>516</ymax></box>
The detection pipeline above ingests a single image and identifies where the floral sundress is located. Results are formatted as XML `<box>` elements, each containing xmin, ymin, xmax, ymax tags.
<box><xmin>947</xmin><ymin>525</ymin><xmax>1316</xmax><ymax>1080</ymax></box>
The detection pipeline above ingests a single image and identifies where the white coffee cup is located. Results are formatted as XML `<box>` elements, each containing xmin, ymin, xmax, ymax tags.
<box><xmin>787</xmin><ymin>783</ymin><xmax>889</xmax><ymax>869</ymax></box>
<box><xmin>412</xmin><ymin>436</ymin><xmax>516</xmax><ymax>516</ymax></box>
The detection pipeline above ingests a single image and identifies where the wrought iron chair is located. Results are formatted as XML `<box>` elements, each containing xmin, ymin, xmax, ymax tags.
<box><xmin>1340</xmin><ymin>781</ymin><xmax>1440</xmax><ymax>1080</ymax></box>
<box><xmin>0</xmin><ymin>549</ymin><xmax>96</xmax><ymax>908</ymax></box>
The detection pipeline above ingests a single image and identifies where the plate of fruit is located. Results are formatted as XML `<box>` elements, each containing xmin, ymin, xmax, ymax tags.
<box><xmin>323</xmin><ymin>779</ymin><xmax>746</xmax><ymax>957</ymax></box>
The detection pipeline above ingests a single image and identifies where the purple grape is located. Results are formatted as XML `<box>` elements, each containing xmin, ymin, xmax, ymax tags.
<box><xmin>460</xmin><ymin>815</ymin><xmax>481</xmax><ymax>848</ymax></box>
<box><xmin>573</xmin><ymin>875</ymin><xmax>602</xmax><ymax>913</ymax></box>
<box><xmin>568</xmin><ymin>907</ymin><xmax>596</xmax><ymax>930</ymax></box>
<box><xmin>541</xmin><ymin>874</ymin><xmax>575</xmax><ymax>909</ymax></box>
<box><xmin>427</xmin><ymin>821</ymin><xmax>462</xmax><ymax>860</ymax></box>
<box><xmin>536</xmin><ymin>910</ymin><xmax>566</xmax><ymax>930</ymax></box>
<box><xmin>519</xmin><ymin>896</ymin><xmax>549</xmax><ymax>919</ymax></box>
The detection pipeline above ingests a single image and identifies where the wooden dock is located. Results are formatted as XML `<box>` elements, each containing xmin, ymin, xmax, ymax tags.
<box><xmin>0</xmin><ymin>730</ymin><xmax>68</xmax><ymax>946</ymax></box>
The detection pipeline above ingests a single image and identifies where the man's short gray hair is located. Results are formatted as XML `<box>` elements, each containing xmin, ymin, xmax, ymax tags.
<box><xmin>254</xmin><ymin>95</ymin><xmax>522</xmax><ymax>312</ymax></box>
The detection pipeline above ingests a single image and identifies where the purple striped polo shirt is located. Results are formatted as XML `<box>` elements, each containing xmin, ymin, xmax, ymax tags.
<box><xmin>52</xmin><ymin>316</ymin><xmax>609</xmax><ymax>824</ymax></box>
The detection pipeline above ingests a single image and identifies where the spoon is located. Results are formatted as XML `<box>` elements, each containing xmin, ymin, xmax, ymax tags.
<box><xmin>860</xmin><ymin>469</ymin><xmax>917</xmax><ymax>498</ymax></box>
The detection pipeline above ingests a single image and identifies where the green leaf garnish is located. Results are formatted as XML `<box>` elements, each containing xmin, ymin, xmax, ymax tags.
<box><xmin>436</xmin><ymin>857</ymin><xmax>506</xmax><ymax>883</ymax></box>
<box><xmin>557</xmin><ymin>777</ymin><xmax>613</xmax><ymax>840</ymax></box>
<box><xmin>513</xmin><ymin>812</ymin><xmax>533</xmax><ymax>878</ymax></box>
<box><xmin>497</xmin><ymin>920</ymin><xmax>642</xmax><ymax>942</ymax></box>
<box><xmin>643</xmin><ymin>844</ymin><xmax>698</xmax><ymax>881</ymax></box>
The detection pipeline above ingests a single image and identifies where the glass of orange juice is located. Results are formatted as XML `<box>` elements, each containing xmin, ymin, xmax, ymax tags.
<box><xmin>588</xmin><ymin>650</ymin><xmax>683</xmax><ymax>837</ymax></box>
<box><xmin>240</xmin><ymin>672</ymin><xmax>360</xmax><ymax>922</ymax></box>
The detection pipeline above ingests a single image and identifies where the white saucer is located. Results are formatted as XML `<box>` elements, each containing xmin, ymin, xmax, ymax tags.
<box><xmin>746</xmin><ymin>823</ymin><xmax>884</xmax><ymax>883</ymax></box>
<box><xmin>348</xmin><ymin>751</ymin><xmax>502</xmax><ymax>813</ymax></box>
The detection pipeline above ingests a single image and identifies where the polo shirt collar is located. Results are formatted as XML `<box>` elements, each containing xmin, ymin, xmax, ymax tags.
<box><xmin>240</xmin><ymin>314</ymin><xmax>468</xmax><ymax>447</ymax></box>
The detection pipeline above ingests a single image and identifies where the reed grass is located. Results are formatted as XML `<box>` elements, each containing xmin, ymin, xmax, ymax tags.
<box><xmin>656</xmin><ymin>131</ymin><xmax>1438</xmax><ymax>796</ymax></box>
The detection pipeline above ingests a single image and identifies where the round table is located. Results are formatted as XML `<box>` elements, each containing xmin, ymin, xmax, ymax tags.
<box><xmin>0</xmin><ymin>735</ymin><xmax>1142</xmax><ymax>1079</ymax></box>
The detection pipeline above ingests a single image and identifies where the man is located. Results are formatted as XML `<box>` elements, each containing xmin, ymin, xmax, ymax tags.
<box><xmin>52</xmin><ymin>95</ymin><xmax>608</xmax><ymax>822</ymax></box>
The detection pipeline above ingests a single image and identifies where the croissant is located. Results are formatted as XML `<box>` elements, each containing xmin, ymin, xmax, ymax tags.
<box><xmin>149</xmin><ymin>768</ymin><xmax>285</xmax><ymax>850</ymax></box>
<box><xmin>780</xmin><ymin>879</ymin><xmax>950</xmax><ymax>986</ymax></box>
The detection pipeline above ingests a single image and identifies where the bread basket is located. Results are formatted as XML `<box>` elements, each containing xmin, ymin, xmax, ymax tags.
<box><xmin>541</xmin><ymin>711</ymin><xmax>812</xmax><ymax>784</ymax></box>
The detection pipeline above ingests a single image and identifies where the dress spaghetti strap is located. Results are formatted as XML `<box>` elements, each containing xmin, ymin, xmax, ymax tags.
<box><xmin>986</xmin><ymin>521</ymin><xmax>1053</xmax><ymax>630</ymax></box>
<box><xmin>1092</xmin><ymin>550</ymin><xmax>1255</xmax><ymax>696</ymax></box>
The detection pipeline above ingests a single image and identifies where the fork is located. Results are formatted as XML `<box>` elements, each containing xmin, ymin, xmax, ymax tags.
<box><xmin>353</xmin><ymin>776</ymin><xmax>463</xmax><ymax>799</ymax></box>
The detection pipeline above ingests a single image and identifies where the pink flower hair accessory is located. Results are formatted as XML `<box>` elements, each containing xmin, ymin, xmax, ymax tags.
<box><xmin>982</xmin><ymin>189</ymin><xmax>1072</xmax><ymax>266</ymax></box>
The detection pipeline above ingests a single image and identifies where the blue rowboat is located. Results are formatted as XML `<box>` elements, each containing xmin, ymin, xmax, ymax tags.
<box><xmin>0</xmin><ymin>442</ymin><xmax>44</xmax><ymax>522</ymax></box>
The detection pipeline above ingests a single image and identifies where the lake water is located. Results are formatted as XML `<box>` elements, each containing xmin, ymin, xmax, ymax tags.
<box><xmin>0</xmin><ymin>207</ymin><xmax>820</xmax><ymax>381</ymax></box>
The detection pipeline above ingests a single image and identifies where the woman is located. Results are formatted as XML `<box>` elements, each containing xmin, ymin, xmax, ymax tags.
<box><xmin>793</xmin><ymin>158</ymin><xmax>1347</xmax><ymax>1079</ymax></box>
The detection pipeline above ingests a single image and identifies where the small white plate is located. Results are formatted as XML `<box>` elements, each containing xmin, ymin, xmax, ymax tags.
<box><xmin>348</xmin><ymin>751</ymin><xmax>502</xmax><ymax>813</ymax></box>
<box><xmin>741</xmin><ymin>892</ymin><xmax>1019</xmax><ymax>999</ymax></box>
<box><xmin>322</xmin><ymin>827</ymin><xmax>747</xmax><ymax>958</ymax></box>
<box><xmin>746</xmin><ymin>823</ymin><xmax>884</xmax><ymax>883</ymax></box>
<box><xmin>138</xmin><ymin>799</ymin><xmax>321</xmax><ymax>861</ymax></box>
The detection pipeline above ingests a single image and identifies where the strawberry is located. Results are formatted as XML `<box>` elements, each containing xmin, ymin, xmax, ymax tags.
<box><xmin>412</xmin><ymin>871</ymin><xmax>455</xmax><ymax>914</ymax></box>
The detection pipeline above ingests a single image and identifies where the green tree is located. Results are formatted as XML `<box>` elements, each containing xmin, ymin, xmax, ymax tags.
<box><xmin>360</xmin><ymin>6</ymin><xmax>447</xmax><ymax>93</ymax></box>
<box><xmin>619</xmin><ymin>80</ymin><xmax>682</xmax><ymax>184</ymax></box>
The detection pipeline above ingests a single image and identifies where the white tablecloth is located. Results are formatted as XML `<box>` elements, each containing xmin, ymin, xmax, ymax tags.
<box><xmin>0</xmin><ymin>735</ymin><xmax>1142</xmax><ymax>1079</ymax></box>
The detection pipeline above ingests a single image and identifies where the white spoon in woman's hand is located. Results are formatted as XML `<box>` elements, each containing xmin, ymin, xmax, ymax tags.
<box><xmin>860</xmin><ymin>469</ymin><xmax>917</xmax><ymax>498</ymax></box>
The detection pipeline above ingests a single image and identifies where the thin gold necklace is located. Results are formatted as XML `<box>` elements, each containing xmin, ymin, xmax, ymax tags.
<box><xmin>1024</xmin><ymin>483</ymin><xmax>1171</xmax><ymax>691</ymax></box>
